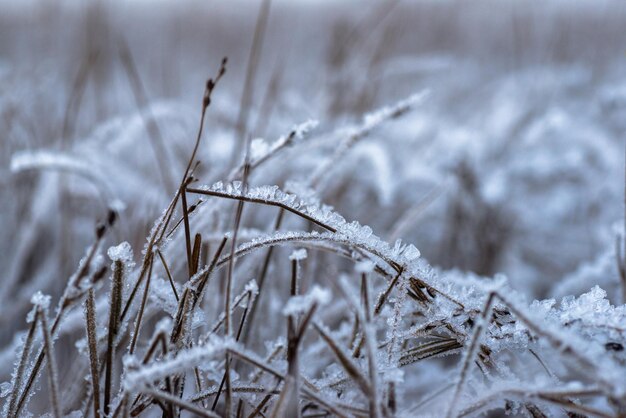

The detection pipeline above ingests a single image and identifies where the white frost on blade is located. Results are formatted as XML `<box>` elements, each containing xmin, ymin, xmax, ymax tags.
<box><xmin>199</xmin><ymin>182</ymin><xmax>428</xmax><ymax>274</ymax></box>
<box><xmin>124</xmin><ymin>336</ymin><xmax>233</xmax><ymax>392</ymax></box>
<box><xmin>10</xmin><ymin>149</ymin><xmax>90</xmax><ymax>174</ymax></box>
<box><xmin>265</xmin><ymin>119</ymin><xmax>319</xmax><ymax>155</ymax></box>
<box><xmin>491</xmin><ymin>287</ymin><xmax>625</xmax><ymax>396</ymax></box>
<box><xmin>26</xmin><ymin>291</ymin><xmax>51</xmax><ymax>323</ymax></box>
<box><xmin>9</xmin><ymin>149</ymin><xmax>122</xmax><ymax>209</ymax></box>
<box><xmin>288</xmin><ymin>248</ymin><xmax>308</xmax><ymax>261</ymax></box>
<box><xmin>292</xmin><ymin>119</ymin><xmax>319</xmax><ymax>138</ymax></box>
<box><xmin>283</xmin><ymin>286</ymin><xmax>331</xmax><ymax>316</ymax></box>
<box><xmin>107</xmin><ymin>242</ymin><xmax>133</xmax><ymax>262</ymax></box>
<box><xmin>244</xmin><ymin>279</ymin><xmax>259</xmax><ymax>296</ymax></box>
<box><xmin>361</xmin><ymin>90</ymin><xmax>430</xmax><ymax>133</ymax></box>
<box><xmin>232</xmin><ymin>119</ymin><xmax>319</xmax><ymax>176</ymax></box>
<box><xmin>30</xmin><ymin>291</ymin><xmax>51</xmax><ymax>310</ymax></box>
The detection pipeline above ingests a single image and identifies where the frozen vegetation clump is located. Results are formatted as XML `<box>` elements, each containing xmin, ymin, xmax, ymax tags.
<box><xmin>0</xmin><ymin>1</ymin><xmax>625</xmax><ymax>417</ymax></box>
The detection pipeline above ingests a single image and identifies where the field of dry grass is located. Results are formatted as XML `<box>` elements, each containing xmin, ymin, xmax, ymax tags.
<box><xmin>0</xmin><ymin>1</ymin><xmax>625</xmax><ymax>417</ymax></box>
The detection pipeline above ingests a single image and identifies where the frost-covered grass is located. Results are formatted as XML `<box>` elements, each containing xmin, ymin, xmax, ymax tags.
<box><xmin>1</xmin><ymin>1</ymin><xmax>626</xmax><ymax>417</ymax></box>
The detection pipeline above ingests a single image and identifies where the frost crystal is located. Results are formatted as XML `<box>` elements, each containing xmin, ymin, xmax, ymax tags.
<box><xmin>288</xmin><ymin>248</ymin><xmax>308</xmax><ymax>261</ymax></box>
<box><xmin>244</xmin><ymin>279</ymin><xmax>259</xmax><ymax>295</ymax></box>
<box><xmin>107</xmin><ymin>241</ymin><xmax>133</xmax><ymax>262</ymax></box>
<box><xmin>30</xmin><ymin>291</ymin><xmax>51</xmax><ymax>310</ymax></box>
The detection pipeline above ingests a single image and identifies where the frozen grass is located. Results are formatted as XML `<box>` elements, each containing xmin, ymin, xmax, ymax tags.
<box><xmin>1</xmin><ymin>1</ymin><xmax>626</xmax><ymax>417</ymax></box>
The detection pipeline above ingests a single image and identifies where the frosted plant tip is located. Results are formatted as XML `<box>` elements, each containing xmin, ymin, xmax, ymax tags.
<box><xmin>30</xmin><ymin>291</ymin><xmax>51</xmax><ymax>309</ymax></box>
<box><xmin>107</xmin><ymin>241</ymin><xmax>133</xmax><ymax>262</ymax></box>
<box><xmin>289</xmin><ymin>248</ymin><xmax>308</xmax><ymax>261</ymax></box>
<box><xmin>244</xmin><ymin>279</ymin><xmax>259</xmax><ymax>295</ymax></box>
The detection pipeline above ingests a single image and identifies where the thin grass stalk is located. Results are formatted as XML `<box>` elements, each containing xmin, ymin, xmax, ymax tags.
<box><xmin>14</xmin><ymin>221</ymin><xmax>110</xmax><ymax>417</ymax></box>
<box><xmin>247</xmin><ymin>393</ymin><xmax>273</xmax><ymax>418</ymax></box>
<box><xmin>226</xmin><ymin>153</ymin><xmax>251</xmax><ymax>337</ymax></box>
<box><xmin>618</xmin><ymin>141</ymin><xmax>625</xmax><ymax>302</ymax></box>
<box><xmin>181</xmin><ymin>179</ymin><xmax>195</xmax><ymax>279</ymax></box>
<box><xmin>194</xmin><ymin>236</ymin><xmax>228</xmax><ymax>301</ymax></box>
<box><xmin>270</xmin><ymin>377</ymin><xmax>293</xmax><ymax>418</ymax></box>
<box><xmin>313</xmin><ymin>322</ymin><xmax>372</xmax><ymax>398</ymax></box>
<box><xmin>398</xmin><ymin>339</ymin><xmax>462</xmax><ymax>367</ymax></box>
<box><xmin>156</xmin><ymin>249</ymin><xmax>179</xmax><ymax>302</ymax></box>
<box><xmin>7</xmin><ymin>310</ymin><xmax>39</xmax><ymax>418</ymax></box>
<box><xmin>211</xmin><ymin>289</ymin><xmax>255</xmax><ymax>411</ymax></box>
<box><xmin>129</xmin><ymin>255</ymin><xmax>153</xmax><ymax>354</ymax></box>
<box><xmin>121</xmin><ymin>58</ymin><xmax>226</xmax><ymax>323</ymax></box>
<box><xmin>85</xmin><ymin>288</ymin><xmax>101</xmax><ymax>418</ymax></box>
<box><xmin>284</xmin><ymin>258</ymin><xmax>301</xmax><ymax>418</ymax></box>
<box><xmin>374</xmin><ymin>269</ymin><xmax>402</xmax><ymax>315</ymax></box>
<box><xmin>210</xmin><ymin>288</ymin><xmax>254</xmax><ymax>335</ymax></box>
<box><xmin>231</xmin><ymin>0</ymin><xmax>272</xmax><ymax>166</ymax></box>
<box><xmin>104</xmin><ymin>259</ymin><xmax>125</xmax><ymax>416</ymax></box>
<box><xmin>159</xmin><ymin>334</ymin><xmax>176</xmax><ymax>418</ymax></box>
<box><xmin>192</xmin><ymin>233</ymin><xmax>202</xmax><ymax>276</ymax></box>
<box><xmin>186</xmin><ymin>187</ymin><xmax>336</xmax><ymax>233</ymax></box>
<box><xmin>118</xmin><ymin>38</ymin><xmax>173</xmax><ymax>191</ymax></box>
<box><xmin>39</xmin><ymin>307</ymin><xmax>61</xmax><ymax>418</ymax></box>
<box><xmin>124</xmin><ymin>332</ymin><xmax>171</xmax><ymax>417</ymax></box>
<box><xmin>61</xmin><ymin>50</ymin><xmax>97</xmax><ymax>142</ymax></box>
<box><xmin>242</xmin><ymin>208</ymin><xmax>284</xmax><ymax>344</ymax></box>
<box><xmin>170</xmin><ymin>288</ymin><xmax>191</xmax><ymax>344</ymax></box>
<box><xmin>360</xmin><ymin>273</ymin><xmax>380</xmax><ymax>418</ymax></box>
<box><xmin>351</xmin><ymin>268</ymin><xmax>403</xmax><ymax>359</ymax></box>
<box><xmin>223</xmin><ymin>145</ymin><xmax>252</xmax><ymax>417</ymax></box>
<box><xmin>252</xmin><ymin>63</ymin><xmax>282</xmax><ymax>138</ymax></box>
<box><xmin>229</xmin><ymin>348</ymin><xmax>350</xmax><ymax>418</ymax></box>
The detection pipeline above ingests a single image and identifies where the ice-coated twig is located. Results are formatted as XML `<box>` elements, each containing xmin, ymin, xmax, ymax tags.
<box><xmin>35</xmin><ymin>295</ymin><xmax>61</xmax><ymax>418</ymax></box>
<box><xmin>229</xmin><ymin>119</ymin><xmax>319</xmax><ymax>180</ymax></box>
<box><xmin>5</xmin><ymin>308</ymin><xmax>39</xmax><ymax>418</ymax></box>
<box><xmin>104</xmin><ymin>246</ymin><xmax>127</xmax><ymax>416</ymax></box>
<box><xmin>13</xmin><ymin>217</ymin><xmax>113</xmax><ymax>418</ymax></box>
<box><xmin>84</xmin><ymin>288</ymin><xmax>101</xmax><ymax>418</ymax></box>
<box><xmin>309</xmin><ymin>90</ymin><xmax>429</xmax><ymax>189</ymax></box>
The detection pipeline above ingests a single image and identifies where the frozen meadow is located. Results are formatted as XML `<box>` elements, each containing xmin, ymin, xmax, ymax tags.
<box><xmin>0</xmin><ymin>0</ymin><xmax>625</xmax><ymax>417</ymax></box>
